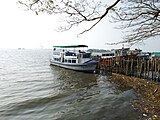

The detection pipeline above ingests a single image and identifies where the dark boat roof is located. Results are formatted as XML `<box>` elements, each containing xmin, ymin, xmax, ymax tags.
<box><xmin>53</xmin><ymin>45</ymin><xmax>88</xmax><ymax>48</ymax></box>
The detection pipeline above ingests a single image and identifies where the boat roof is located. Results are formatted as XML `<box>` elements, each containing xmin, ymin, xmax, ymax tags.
<box><xmin>53</xmin><ymin>45</ymin><xmax>88</xmax><ymax>48</ymax></box>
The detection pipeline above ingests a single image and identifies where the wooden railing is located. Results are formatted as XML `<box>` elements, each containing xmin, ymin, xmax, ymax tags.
<box><xmin>98</xmin><ymin>57</ymin><xmax>160</xmax><ymax>82</ymax></box>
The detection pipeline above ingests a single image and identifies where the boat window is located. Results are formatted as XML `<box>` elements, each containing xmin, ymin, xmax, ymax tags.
<box><xmin>53</xmin><ymin>52</ymin><xmax>60</xmax><ymax>55</ymax></box>
<box><xmin>72</xmin><ymin>60</ymin><xmax>76</xmax><ymax>63</ymax></box>
<box><xmin>65</xmin><ymin>52</ymin><xmax>76</xmax><ymax>56</ymax></box>
<box><xmin>79</xmin><ymin>50</ymin><xmax>85</xmax><ymax>53</ymax></box>
<box><xmin>54</xmin><ymin>58</ymin><xmax>59</xmax><ymax>61</ymax></box>
<box><xmin>68</xmin><ymin>60</ymin><xmax>71</xmax><ymax>63</ymax></box>
<box><xmin>83</xmin><ymin>53</ymin><xmax>91</xmax><ymax>58</ymax></box>
<box><xmin>102</xmin><ymin>53</ymin><xmax>114</xmax><ymax>56</ymax></box>
<box><xmin>65</xmin><ymin>59</ymin><xmax>67</xmax><ymax>62</ymax></box>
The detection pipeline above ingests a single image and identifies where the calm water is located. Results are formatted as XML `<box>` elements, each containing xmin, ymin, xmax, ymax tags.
<box><xmin>0</xmin><ymin>49</ymin><xmax>139</xmax><ymax>120</ymax></box>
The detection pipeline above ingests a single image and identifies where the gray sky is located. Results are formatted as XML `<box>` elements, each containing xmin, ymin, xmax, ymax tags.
<box><xmin>0</xmin><ymin>1</ymin><xmax>159</xmax><ymax>51</ymax></box>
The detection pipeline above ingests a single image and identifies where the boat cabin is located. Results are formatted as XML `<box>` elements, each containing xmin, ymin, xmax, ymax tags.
<box><xmin>52</xmin><ymin>45</ymin><xmax>92</xmax><ymax>64</ymax></box>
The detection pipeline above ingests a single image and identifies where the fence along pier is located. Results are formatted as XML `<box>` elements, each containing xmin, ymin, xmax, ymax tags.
<box><xmin>98</xmin><ymin>57</ymin><xmax>160</xmax><ymax>82</ymax></box>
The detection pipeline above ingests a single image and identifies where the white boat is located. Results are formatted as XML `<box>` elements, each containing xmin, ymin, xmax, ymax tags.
<box><xmin>50</xmin><ymin>45</ymin><xmax>98</xmax><ymax>73</ymax></box>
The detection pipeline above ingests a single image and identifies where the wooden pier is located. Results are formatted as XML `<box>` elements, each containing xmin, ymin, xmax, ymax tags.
<box><xmin>97</xmin><ymin>57</ymin><xmax>160</xmax><ymax>82</ymax></box>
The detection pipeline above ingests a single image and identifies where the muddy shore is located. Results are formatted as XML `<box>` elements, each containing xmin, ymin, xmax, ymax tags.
<box><xmin>110</xmin><ymin>73</ymin><xmax>160</xmax><ymax>120</ymax></box>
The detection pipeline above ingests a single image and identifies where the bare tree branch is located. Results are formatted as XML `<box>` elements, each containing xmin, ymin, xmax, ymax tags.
<box><xmin>17</xmin><ymin>0</ymin><xmax>160</xmax><ymax>45</ymax></box>
<box><xmin>109</xmin><ymin>0</ymin><xmax>160</xmax><ymax>45</ymax></box>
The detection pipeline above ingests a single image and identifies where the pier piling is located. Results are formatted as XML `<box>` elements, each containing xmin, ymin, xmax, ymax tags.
<box><xmin>98</xmin><ymin>57</ymin><xmax>160</xmax><ymax>82</ymax></box>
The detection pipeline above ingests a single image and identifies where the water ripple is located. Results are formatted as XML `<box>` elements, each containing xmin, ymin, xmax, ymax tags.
<box><xmin>0</xmin><ymin>49</ymin><xmax>139</xmax><ymax>120</ymax></box>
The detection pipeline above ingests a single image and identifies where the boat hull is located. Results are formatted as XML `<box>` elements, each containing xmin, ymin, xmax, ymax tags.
<box><xmin>50</xmin><ymin>59</ymin><xmax>98</xmax><ymax>73</ymax></box>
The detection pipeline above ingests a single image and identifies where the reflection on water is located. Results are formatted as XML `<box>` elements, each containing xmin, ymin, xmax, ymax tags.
<box><xmin>0</xmin><ymin>49</ymin><xmax>139</xmax><ymax>120</ymax></box>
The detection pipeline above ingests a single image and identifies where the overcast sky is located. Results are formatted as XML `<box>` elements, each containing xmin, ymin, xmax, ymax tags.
<box><xmin>0</xmin><ymin>1</ymin><xmax>159</xmax><ymax>51</ymax></box>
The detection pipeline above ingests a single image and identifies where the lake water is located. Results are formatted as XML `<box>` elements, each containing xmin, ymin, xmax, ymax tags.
<box><xmin>0</xmin><ymin>49</ymin><xmax>139</xmax><ymax>120</ymax></box>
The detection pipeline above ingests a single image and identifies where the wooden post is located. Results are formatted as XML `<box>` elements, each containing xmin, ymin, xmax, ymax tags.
<box><xmin>136</xmin><ymin>59</ymin><xmax>139</xmax><ymax>77</ymax></box>
<box><xmin>115</xmin><ymin>57</ymin><xmax>118</xmax><ymax>73</ymax></box>
<box><xmin>151</xmin><ymin>59</ymin><xmax>154</xmax><ymax>80</ymax></box>
<box><xmin>133</xmin><ymin>59</ymin><xmax>135</xmax><ymax>76</ymax></box>
<box><xmin>154</xmin><ymin>59</ymin><xmax>157</xmax><ymax>81</ymax></box>
<box><xmin>144</xmin><ymin>59</ymin><xmax>147</xmax><ymax>79</ymax></box>
<box><xmin>124</xmin><ymin>58</ymin><xmax>126</xmax><ymax>74</ymax></box>
<box><xmin>112</xmin><ymin>58</ymin><xmax>114</xmax><ymax>73</ymax></box>
<box><xmin>130</xmin><ymin>59</ymin><xmax>133</xmax><ymax>76</ymax></box>
<box><xmin>126</xmin><ymin>58</ymin><xmax>129</xmax><ymax>75</ymax></box>
<box><xmin>119</xmin><ymin>57</ymin><xmax>121</xmax><ymax>74</ymax></box>
<box><xmin>120</xmin><ymin>58</ymin><xmax>122</xmax><ymax>74</ymax></box>
<box><xmin>118</xmin><ymin>57</ymin><xmax>120</xmax><ymax>74</ymax></box>
<box><xmin>139</xmin><ymin>59</ymin><xmax>143</xmax><ymax>78</ymax></box>
<box><xmin>147</xmin><ymin>60</ymin><xmax>150</xmax><ymax>80</ymax></box>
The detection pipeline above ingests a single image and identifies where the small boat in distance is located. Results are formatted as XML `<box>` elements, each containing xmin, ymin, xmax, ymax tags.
<box><xmin>50</xmin><ymin>45</ymin><xmax>98</xmax><ymax>73</ymax></box>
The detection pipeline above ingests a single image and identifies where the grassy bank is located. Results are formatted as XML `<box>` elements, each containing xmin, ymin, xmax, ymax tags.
<box><xmin>111</xmin><ymin>73</ymin><xmax>160</xmax><ymax>120</ymax></box>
